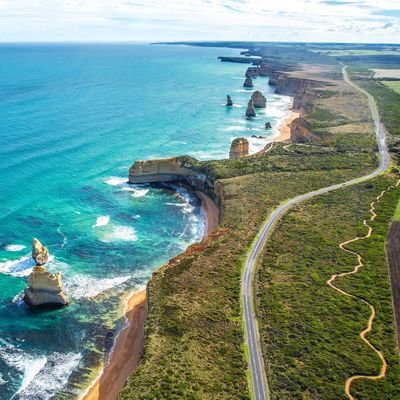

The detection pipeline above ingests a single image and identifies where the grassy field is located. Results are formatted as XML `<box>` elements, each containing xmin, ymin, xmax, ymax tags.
<box><xmin>383</xmin><ymin>81</ymin><xmax>400</xmax><ymax>94</ymax></box>
<box><xmin>256</xmin><ymin>175</ymin><xmax>400</xmax><ymax>399</ymax></box>
<box><xmin>313</xmin><ymin>50</ymin><xmax>400</xmax><ymax>57</ymax></box>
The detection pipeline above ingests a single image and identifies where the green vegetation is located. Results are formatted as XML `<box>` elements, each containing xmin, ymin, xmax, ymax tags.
<box><xmin>256</xmin><ymin>175</ymin><xmax>400</xmax><ymax>399</ymax></box>
<box><xmin>383</xmin><ymin>81</ymin><xmax>400</xmax><ymax>94</ymax></box>
<box><xmin>120</xmin><ymin>43</ymin><xmax>400</xmax><ymax>400</ymax></box>
<box><xmin>356</xmin><ymin>79</ymin><xmax>400</xmax><ymax>137</ymax></box>
<box><xmin>393</xmin><ymin>197</ymin><xmax>400</xmax><ymax>221</ymax></box>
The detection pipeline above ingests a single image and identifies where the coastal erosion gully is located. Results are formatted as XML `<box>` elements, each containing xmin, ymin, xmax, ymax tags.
<box><xmin>242</xmin><ymin>65</ymin><xmax>391</xmax><ymax>400</ymax></box>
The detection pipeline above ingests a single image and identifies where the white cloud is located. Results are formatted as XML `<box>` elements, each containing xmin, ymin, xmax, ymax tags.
<box><xmin>0</xmin><ymin>0</ymin><xmax>399</xmax><ymax>42</ymax></box>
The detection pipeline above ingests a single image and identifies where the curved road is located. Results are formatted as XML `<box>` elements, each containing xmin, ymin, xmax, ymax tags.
<box><xmin>242</xmin><ymin>65</ymin><xmax>391</xmax><ymax>400</ymax></box>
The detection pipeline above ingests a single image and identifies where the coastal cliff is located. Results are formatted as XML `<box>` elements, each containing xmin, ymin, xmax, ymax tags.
<box><xmin>129</xmin><ymin>156</ymin><xmax>223</xmax><ymax>217</ymax></box>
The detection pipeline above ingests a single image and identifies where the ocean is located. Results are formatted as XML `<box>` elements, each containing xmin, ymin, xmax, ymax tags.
<box><xmin>0</xmin><ymin>43</ymin><xmax>292</xmax><ymax>399</ymax></box>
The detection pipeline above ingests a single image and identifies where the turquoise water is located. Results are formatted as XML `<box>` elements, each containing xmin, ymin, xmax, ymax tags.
<box><xmin>0</xmin><ymin>44</ymin><xmax>291</xmax><ymax>399</ymax></box>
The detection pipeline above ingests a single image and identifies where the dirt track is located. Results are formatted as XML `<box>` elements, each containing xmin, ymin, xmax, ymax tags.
<box><xmin>327</xmin><ymin>181</ymin><xmax>400</xmax><ymax>399</ymax></box>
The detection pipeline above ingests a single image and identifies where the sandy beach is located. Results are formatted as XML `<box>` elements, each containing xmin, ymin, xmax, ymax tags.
<box><xmin>195</xmin><ymin>191</ymin><xmax>220</xmax><ymax>235</ymax></box>
<box><xmin>274</xmin><ymin>111</ymin><xmax>300</xmax><ymax>142</ymax></box>
<box><xmin>80</xmin><ymin>289</ymin><xmax>147</xmax><ymax>400</ymax></box>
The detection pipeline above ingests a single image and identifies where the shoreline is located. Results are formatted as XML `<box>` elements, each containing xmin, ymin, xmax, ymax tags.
<box><xmin>195</xmin><ymin>191</ymin><xmax>220</xmax><ymax>235</ymax></box>
<box><xmin>274</xmin><ymin>110</ymin><xmax>299</xmax><ymax>143</ymax></box>
<box><xmin>80</xmin><ymin>289</ymin><xmax>147</xmax><ymax>400</ymax></box>
<box><xmin>80</xmin><ymin>191</ymin><xmax>218</xmax><ymax>400</ymax></box>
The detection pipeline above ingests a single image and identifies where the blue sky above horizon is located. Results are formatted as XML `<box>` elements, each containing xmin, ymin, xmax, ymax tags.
<box><xmin>0</xmin><ymin>0</ymin><xmax>399</xmax><ymax>43</ymax></box>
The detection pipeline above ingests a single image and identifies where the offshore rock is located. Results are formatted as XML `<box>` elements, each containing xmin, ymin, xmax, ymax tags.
<box><xmin>245</xmin><ymin>67</ymin><xmax>259</xmax><ymax>78</ymax></box>
<box><xmin>245</xmin><ymin>100</ymin><xmax>256</xmax><ymax>118</ymax></box>
<box><xmin>226</xmin><ymin>95</ymin><xmax>233</xmax><ymax>107</ymax></box>
<box><xmin>31</xmin><ymin>238</ymin><xmax>49</xmax><ymax>266</ymax></box>
<box><xmin>265</xmin><ymin>122</ymin><xmax>272</xmax><ymax>129</ymax></box>
<box><xmin>251</xmin><ymin>91</ymin><xmax>267</xmax><ymax>108</ymax></box>
<box><xmin>24</xmin><ymin>239</ymin><xmax>69</xmax><ymax>308</ymax></box>
<box><xmin>243</xmin><ymin>76</ymin><xmax>254</xmax><ymax>88</ymax></box>
<box><xmin>229</xmin><ymin>138</ymin><xmax>249</xmax><ymax>159</ymax></box>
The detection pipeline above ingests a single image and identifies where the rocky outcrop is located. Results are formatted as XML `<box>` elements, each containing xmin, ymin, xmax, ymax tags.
<box><xmin>32</xmin><ymin>237</ymin><xmax>49</xmax><ymax>266</ymax></box>
<box><xmin>265</xmin><ymin>122</ymin><xmax>272</xmax><ymax>129</ymax></box>
<box><xmin>229</xmin><ymin>138</ymin><xmax>249</xmax><ymax>159</ymax></box>
<box><xmin>129</xmin><ymin>156</ymin><xmax>223</xmax><ymax>216</ymax></box>
<box><xmin>245</xmin><ymin>67</ymin><xmax>259</xmax><ymax>78</ymax></box>
<box><xmin>24</xmin><ymin>239</ymin><xmax>69</xmax><ymax>308</ymax></box>
<box><xmin>243</xmin><ymin>76</ymin><xmax>254</xmax><ymax>88</ymax></box>
<box><xmin>290</xmin><ymin>118</ymin><xmax>312</xmax><ymax>143</ymax></box>
<box><xmin>226</xmin><ymin>95</ymin><xmax>233</xmax><ymax>107</ymax></box>
<box><xmin>245</xmin><ymin>100</ymin><xmax>256</xmax><ymax>118</ymax></box>
<box><xmin>251</xmin><ymin>91</ymin><xmax>267</xmax><ymax>108</ymax></box>
<box><xmin>258</xmin><ymin>63</ymin><xmax>269</xmax><ymax>76</ymax></box>
<box><xmin>269</xmin><ymin>73</ymin><xmax>317</xmax><ymax>96</ymax></box>
<box><xmin>218</xmin><ymin>56</ymin><xmax>258</xmax><ymax>64</ymax></box>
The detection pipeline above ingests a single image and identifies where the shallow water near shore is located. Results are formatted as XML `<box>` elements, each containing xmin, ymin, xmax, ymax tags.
<box><xmin>0</xmin><ymin>43</ymin><xmax>291</xmax><ymax>399</ymax></box>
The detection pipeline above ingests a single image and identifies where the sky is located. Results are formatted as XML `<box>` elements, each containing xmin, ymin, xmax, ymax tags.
<box><xmin>0</xmin><ymin>0</ymin><xmax>399</xmax><ymax>43</ymax></box>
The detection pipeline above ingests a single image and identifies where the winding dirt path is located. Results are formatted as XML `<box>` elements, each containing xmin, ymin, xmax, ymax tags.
<box><xmin>327</xmin><ymin>180</ymin><xmax>400</xmax><ymax>399</ymax></box>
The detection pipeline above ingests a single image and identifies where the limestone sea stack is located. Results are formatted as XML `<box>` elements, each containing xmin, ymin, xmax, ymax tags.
<box><xmin>32</xmin><ymin>237</ymin><xmax>49</xmax><ymax>266</ymax></box>
<box><xmin>245</xmin><ymin>67</ymin><xmax>259</xmax><ymax>78</ymax></box>
<box><xmin>229</xmin><ymin>138</ymin><xmax>249</xmax><ymax>159</ymax></box>
<box><xmin>243</xmin><ymin>76</ymin><xmax>254</xmax><ymax>88</ymax></box>
<box><xmin>245</xmin><ymin>100</ymin><xmax>256</xmax><ymax>118</ymax></box>
<box><xmin>24</xmin><ymin>238</ymin><xmax>69</xmax><ymax>308</ymax></box>
<box><xmin>226</xmin><ymin>95</ymin><xmax>233</xmax><ymax>107</ymax></box>
<box><xmin>251</xmin><ymin>91</ymin><xmax>267</xmax><ymax>108</ymax></box>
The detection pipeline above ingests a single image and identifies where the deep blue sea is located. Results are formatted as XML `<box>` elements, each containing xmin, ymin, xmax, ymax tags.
<box><xmin>0</xmin><ymin>44</ymin><xmax>291</xmax><ymax>399</ymax></box>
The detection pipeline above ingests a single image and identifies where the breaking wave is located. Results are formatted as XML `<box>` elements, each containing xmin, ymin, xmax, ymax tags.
<box><xmin>0</xmin><ymin>341</ymin><xmax>82</xmax><ymax>400</ymax></box>
<box><xmin>4</xmin><ymin>245</ymin><xmax>26</xmax><ymax>252</ymax></box>
<box><xmin>64</xmin><ymin>275</ymin><xmax>131</xmax><ymax>299</ymax></box>
<box><xmin>101</xmin><ymin>225</ymin><xmax>138</xmax><ymax>242</ymax></box>
<box><xmin>93</xmin><ymin>215</ymin><xmax>110</xmax><ymax>228</ymax></box>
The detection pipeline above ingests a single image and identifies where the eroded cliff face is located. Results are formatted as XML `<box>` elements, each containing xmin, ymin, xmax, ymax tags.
<box><xmin>129</xmin><ymin>157</ymin><xmax>223</xmax><ymax>217</ymax></box>
<box><xmin>269</xmin><ymin>73</ymin><xmax>317</xmax><ymax>96</ymax></box>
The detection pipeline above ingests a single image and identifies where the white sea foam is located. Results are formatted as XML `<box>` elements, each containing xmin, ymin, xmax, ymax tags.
<box><xmin>101</xmin><ymin>225</ymin><xmax>138</xmax><ymax>242</ymax></box>
<box><xmin>64</xmin><ymin>275</ymin><xmax>131</xmax><ymax>299</ymax></box>
<box><xmin>93</xmin><ymin>215</ymin><xmax>110</xmax><ymax>228</ymax></box>
<box><xmin>0</xmin><ymin>256</ymin><xmax>36</xmax><ymax>277</ymax></box>
<box><xmin>105</xmin><ymin>176</ymin><xmax>150</xmax><ymax>198</ymax></box>
<box><xmin>0</xmin><ymin>340</ymin><xmax>82</xmax><ymax>399</ymax></box>
<box><xmin>130</xmin><ymin>188</ymin><xmax>149</xmax><ymax>198</ymax></box>
<box><xmin>0</xmin><ymin>374</ymin><xmax>5</xmax><ymax>385</ymax></box>
<box><xmin>104</xmin><ymin>176</ymin><xmax>127</xmax><ymax>186</ymax></box>
<box><xmin>5</xmin><ymin>245</ymin><xmax>26</xmax><ymax>252</ymax></box>
<box><xmin>16</xmin><ymin>352</ymin><xmax>81</xmax><ymax>400</ymax></box>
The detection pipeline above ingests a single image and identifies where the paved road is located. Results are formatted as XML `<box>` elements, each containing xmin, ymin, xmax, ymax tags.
<box><xmin>242</xmin><ymin>65</ymin><xmax>391</xmax><ymax>400</ymax></box>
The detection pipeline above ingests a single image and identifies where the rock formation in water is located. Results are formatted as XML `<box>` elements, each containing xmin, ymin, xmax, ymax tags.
<box><xmin>243</xmin><ymin>76</ymin><xmax>254</xmax><ymax>88</ymax></box>
<box><xmin>32</xmin><ymin>237</ymin><xmax>49</xmax><ymax>266</ymax></box>
<box><xmin>265</xmin><ymin>122</ymin><xmax>272</xmax><ymax>129</ymax></box>
<box><xmin>251</xmin><ymin>91</ymin><xmax>267</xmax><ymax>108</ymax></box>
<box><xmin>245</xmin><ymin>100</ymin><xmax>256</xmax><ymax>118</ymax></box>
<box><xmin>245</xmin><ymin>67</ymin><xmax>259</xmax><ymax>78</ymax></box>
<box><xmin>226</xmin><ymin>95</ymin><xmax>233</xmax><ymax>107</ymax></box>
<box><xmin>24</xmin><ymin>238</ymin><xmax>69</xmax><ymax>307</ymax></box>
<box><xmin>290</xmin><ymin>118</ymin><xmax>312</xmax><ymax>143</ymax></box>
<box><xmin>229</xmin><ymin>138</ymin><xmax>249</xmax><ymax>159</ymax></box>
